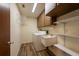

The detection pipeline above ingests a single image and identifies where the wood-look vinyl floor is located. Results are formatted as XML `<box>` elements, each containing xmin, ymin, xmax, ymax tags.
<box><xmin>18</xmin><ymin>43</ymin><xmax>50</xmax><ymax>56</ymax></box>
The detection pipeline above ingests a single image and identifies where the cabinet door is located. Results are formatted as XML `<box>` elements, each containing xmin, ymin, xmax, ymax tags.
<box><xmin>37</xmin><ymin>18</ymin><xmax>41</xmax><ymax>27</ymax></box>
<box><xmin>37</xmin><ymin>11</ymin><xmax>52</xmax><ymax>27</ymax></box>
<box><xmin>37</xmin><ymin>11</ymin><xmax>45</xmax><ymax>27</ymax></box>
<box><xmin>40</xmin><ymin>11</ymin><xmax>45</xmax><ymax>27</ymax></box>
<box><xmin>45</xmin><ymin>16</ymin><xmax>52</xmax><ymax>26</ymax></box>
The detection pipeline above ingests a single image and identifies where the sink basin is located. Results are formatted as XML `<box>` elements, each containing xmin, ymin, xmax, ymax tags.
<box><xmin>33</xmin><ymin>31</ymin><xmax>46</xmax><ymax>36</ymax></box>
<box><xmin>41</xmin><ymin>35</ymin><xmax>57</xmax><ymax>47</ymax></box>
<box><xmin>42</xmin><ymin>35</ymin><xmax>56</xmax><ymax>39</ymax></box>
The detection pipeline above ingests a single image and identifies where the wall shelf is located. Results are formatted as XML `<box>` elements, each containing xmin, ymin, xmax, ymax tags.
<box><xmin>54</xmin><ymin>16</ymin><xmax>79</xmax><ymax>24</ymax></box>
<box><xmin>52</xmin><ymin>33</ymin><xmax>79</xmax><ymax>39</ymax></box>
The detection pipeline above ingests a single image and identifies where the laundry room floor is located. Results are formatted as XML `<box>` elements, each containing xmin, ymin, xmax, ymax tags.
<box><xmin>18</xmin><ymin>43</ymin><xmax>50</xmax><ymax>56</ymax></box>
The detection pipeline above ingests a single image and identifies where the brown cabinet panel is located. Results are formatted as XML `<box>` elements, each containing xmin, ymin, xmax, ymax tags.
<box><xmin>37</xmin><ymin>11</ymin><xmax>45</xmax><ymax>27</ymax></box>
<box><xmin>39</xmin><ymin>11</ymin><xmax>45</xmax><ymax>27</ymax></box>
<box><xmin>37</xmin><ymin>11</ymin><xmax>52</xmax><ymax>27</ymax></box>
<box><xmin>45</xmin><ymin>16</ymin><xmax>52</xmax><ymax>26</ymax></box>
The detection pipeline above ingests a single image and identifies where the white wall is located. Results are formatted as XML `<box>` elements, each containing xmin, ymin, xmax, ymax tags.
<box><xmin>10</xmin><ymin>4</ymin><xmax>21</xmax><ymax>56</ymax></box>
<box><xmin>21</xmin><ymin>16</ymin><xmax>38</xmax><ymax>43</ymax></box>
<box><xmin>45</xmin><ymin>3</ymin><xmax>56</xmax><ymax>14</ymax></box>
<box><xmin>55</xmin><ymin>24</ymin><xmax>65</xmax><ymax>45</ymax></box>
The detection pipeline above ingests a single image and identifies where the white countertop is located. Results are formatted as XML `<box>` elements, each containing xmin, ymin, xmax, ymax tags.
<box><xmin>33</xmin><ymin>31</ymin><xmax>46</xmax><ymax>36</ymax></box>
<box><xmin>41</xmin><ymin>35</ymin><xmax>57</xmax><ymax>39</ymax></box>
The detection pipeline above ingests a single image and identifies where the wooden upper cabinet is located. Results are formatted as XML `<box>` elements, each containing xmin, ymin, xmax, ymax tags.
<box><xmin>40</xmin><ymin>11</ymin><xmax>45</xmax><ymax>27</ymax></box>
<box><xmin>46</xmin><ymin>3</ymin><xmax>79</xmax><ymax>17</ymax></box>
<box><xmin>45</xmin><ymin>16</ymin><xmax>52</xmax><ymax>26</ymax></box>
<box><xmin>37</xmin><ymin>11</ymin><xmax>45</xmax><ymax>27</ymax></box>
<box><xmin>37</xmin><ymin>10</ymin><xmax>52</xmax><ymax>27</ymax></box>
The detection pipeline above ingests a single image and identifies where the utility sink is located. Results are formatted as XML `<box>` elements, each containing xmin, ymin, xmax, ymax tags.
<box><xmin>41</xmin><ymin>35</ymin><xmax>57</xmax><ymax>47</ymax></box>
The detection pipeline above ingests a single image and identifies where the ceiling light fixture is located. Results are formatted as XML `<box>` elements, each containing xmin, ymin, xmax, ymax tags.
<box><xmin>32</xmin><ymin>3</ymin><xmax>37</xmax><ymax>13</ymax></box>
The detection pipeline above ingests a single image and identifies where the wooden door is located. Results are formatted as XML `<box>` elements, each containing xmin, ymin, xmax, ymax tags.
<box><xmin>0</xmin><ymin>4</ymin><xmax>10</xmax><ymax>56</ymax></box>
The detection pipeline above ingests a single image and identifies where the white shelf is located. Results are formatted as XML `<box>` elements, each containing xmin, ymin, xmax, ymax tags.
<box><xmin>54</xmin><ymin>16</ymin><xmax>79</xmax><ymax>24</ymax></box>
<box><xmin>54</xmin><ymin>44</ymin><xmax>79</xmax><ymax>56</ymax></box>
<box><xmin>52</xmin><ymin>33</ymin><xmax>79</xmax><ymax>39</ymax></box>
